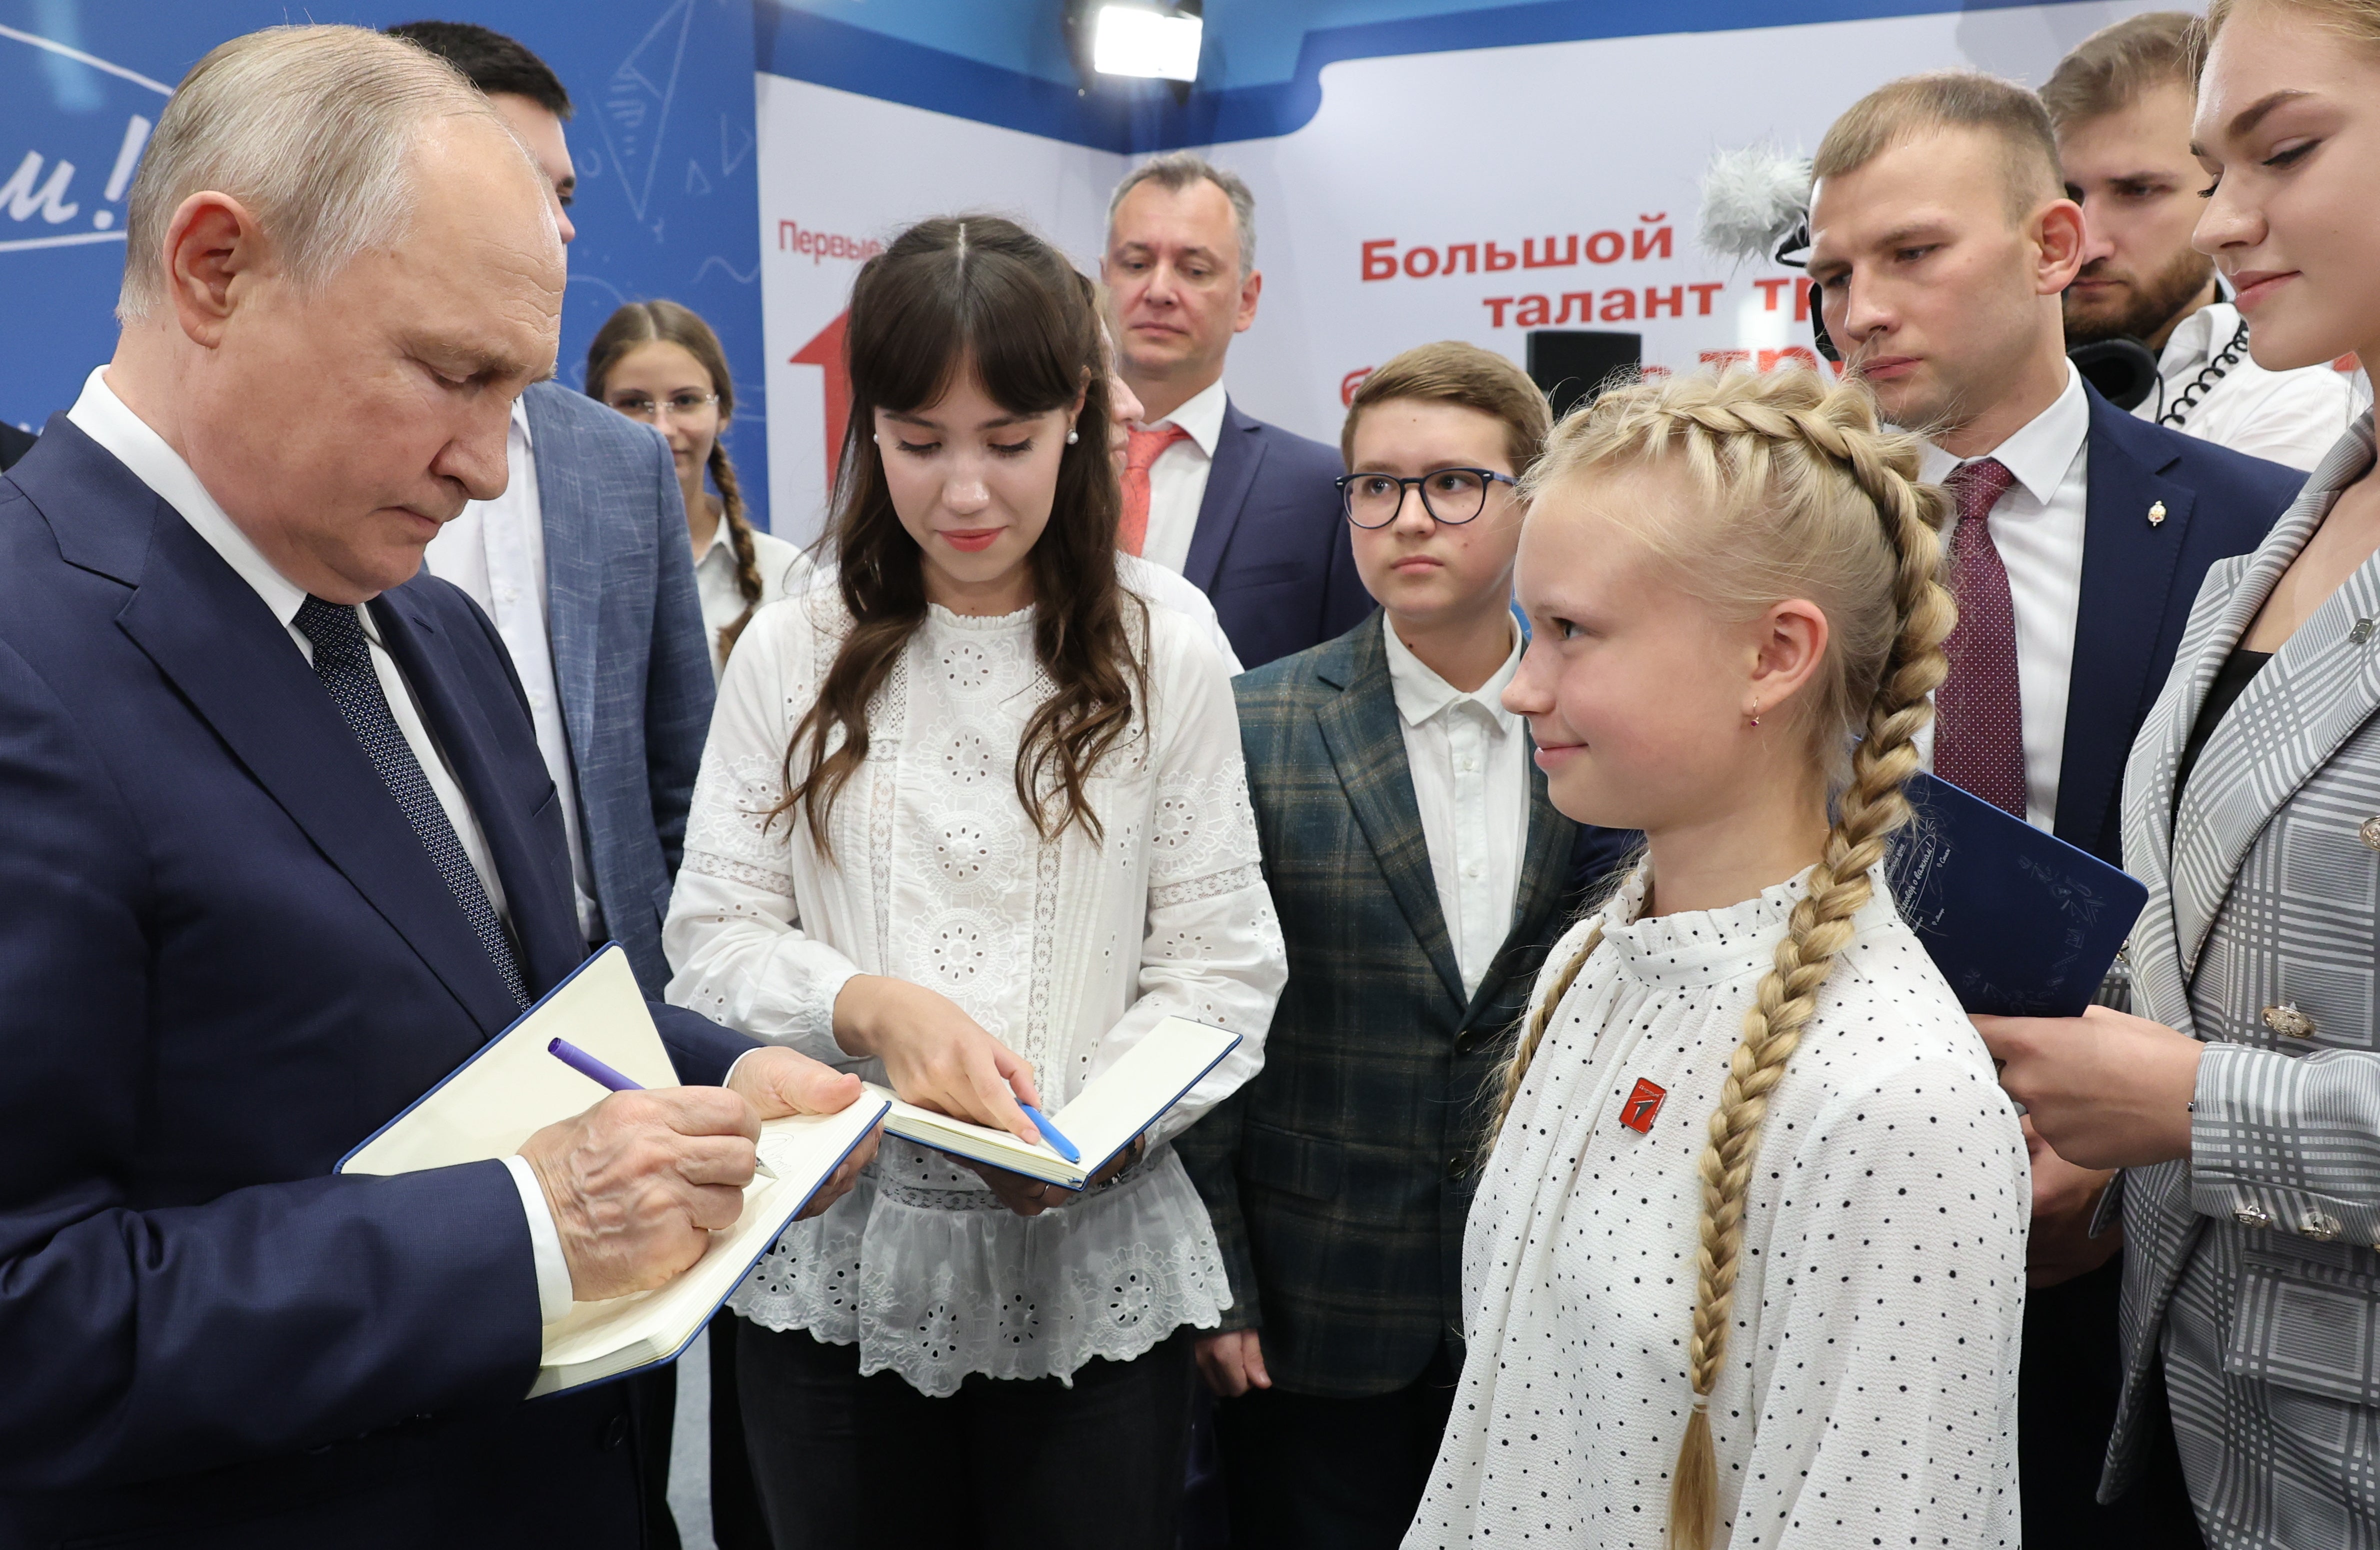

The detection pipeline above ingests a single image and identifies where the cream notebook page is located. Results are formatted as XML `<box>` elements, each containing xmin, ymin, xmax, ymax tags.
<box><xmin>338</xmin><ymin>946</ymin><xmax>886</xmax><ymax>1396</ymax></box>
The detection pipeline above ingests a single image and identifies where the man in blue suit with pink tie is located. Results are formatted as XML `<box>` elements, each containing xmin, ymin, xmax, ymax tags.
<box><xmin>1104</xmin><ymin>153</ymin><xmax>1373</xmax><ymax>670</ymax></box>
<box><xmin>0</xmin><ymin>27</ymin><xmax>872</xmax><ymax>1548</ymax></box>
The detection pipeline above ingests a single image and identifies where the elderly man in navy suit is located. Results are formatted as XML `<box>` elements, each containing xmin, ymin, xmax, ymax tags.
<box><xmin>0</xmin><ymin>26</ymin><xmax>872</xmax><ymax>1548</ymax></box>
<box><xmin>1104</xmin><ymin>152</ymin><xmax>1372</xmax><ymax>670</ymax></box>
<box><xmin>1806</xmin><ymin>69</ymin><xmax>2304</xmax><ymax>1550</ymax></box>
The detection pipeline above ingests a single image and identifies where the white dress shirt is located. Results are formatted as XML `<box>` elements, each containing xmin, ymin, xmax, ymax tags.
<box><xmin>66</xmin><ymin>366</ymin><xmax>575</xmax><ymax>1327</ymax></box>
<box><xmin>2134</xmin><ymin>301</ymin><xmax>2358</xmax><ymax>474</ymax></box>
<box><xmin>1382</xmin><ymin>620</ymin><xmax>1530</xmax><ymax>997</ymax></box>
<box><xmin>1918</xmin><ymin>361</ymin><xmax>2092</xmax><ymax>832</ymax></box>
<box><xmin>693</xmin><ymin>517</ymin><xmax>814</xmax><ymax>680</ymax></box>
<box><xmin>1135</xmin><ymin>376</ymin><xmax>1230</xmax><ymax>576</ymax></box>
<box><xmin>422</xmin><ymin>406</ymin><xmax>600</xmax><ymax>942</ymax></box>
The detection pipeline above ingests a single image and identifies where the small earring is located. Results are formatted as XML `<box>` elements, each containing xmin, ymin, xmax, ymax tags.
<box><xmin>1065</xmin><ymin>427</ymin><xmax>1080</xmax><ymax>445</ymax></box>
<box><xmin>1748</xmin><ymin>706</ymin><xmax>1762</xmax><ymax>728</ymax></box>
<box><xmin>872</xmin><ymin>433</ymin><xmax>883</xmax><ymax>447</ymax></box>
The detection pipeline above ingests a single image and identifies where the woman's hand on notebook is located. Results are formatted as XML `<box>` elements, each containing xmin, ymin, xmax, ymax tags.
<box><xmin>830</xmin><ymin>974</ymin><xmax>1044</xmax><ymax>1145</ymax></box>
<box><xmin>955</xmin><ymin>1135</ymin><xmax>1148</xmax><ymax>1218</ymax></box>
<box><xmin>958</xmin><ymin>1157</ymin><xmax>1063</xmax><ymax>1218</ymax></box>
<box><xmin>725</xmin><ymin>1046</ymin><xmax>882</xmax><ymax>1222</ymax></box>
<box><xmin>1975</xmin><ymin>1004</ymin><xmax>2203</xmax><ymax>1170</ymax></box>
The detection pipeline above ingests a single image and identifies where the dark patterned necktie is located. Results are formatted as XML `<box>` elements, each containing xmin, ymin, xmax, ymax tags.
<box><xmin>294</xmin><ymin>596</ymin><xmax>528</xmax><ymax>1006</ymax></box>
<box><xmin>1934</xmin><ymin>457</ymin><xmax>2028</xmax><ymax>818</ymax></box>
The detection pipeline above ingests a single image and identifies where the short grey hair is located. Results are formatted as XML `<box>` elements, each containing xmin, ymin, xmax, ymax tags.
<box><xmin>118</xmin><ymin>25</ymin><xmax>510</xmax><ymax>322</ymax></box>
<box><xmin>1106</xmin><ymin>151</ymin><xmax>1257</xmax><ymax>276</ymax></box>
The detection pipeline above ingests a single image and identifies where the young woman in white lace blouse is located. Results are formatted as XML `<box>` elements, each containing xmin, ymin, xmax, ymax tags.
<box><xmin>1406</xmin><ymin>370</ymin><xmax>2028</xmax><ymax>1549</ymax></box>
<box><xmin>662</xmin><ymin>215</ymin><xmax>1284</xmax><ymax>1549</ymax></box>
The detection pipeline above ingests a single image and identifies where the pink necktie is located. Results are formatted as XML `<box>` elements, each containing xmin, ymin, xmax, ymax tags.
<box><xmin>1934</xmin><ymin>457</ymin><xmax>2027</xmax><ymax>818</ymax></box>
<box><xmin>1119</xmin><ymin>424</ymin><xmax>1192</xmax><ymax>556</ymax></box>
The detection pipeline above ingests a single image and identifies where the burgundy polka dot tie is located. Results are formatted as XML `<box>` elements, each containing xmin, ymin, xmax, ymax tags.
<box><xmin>1934</xmin><ymin>457</ymin><xmax>2027</xmax><ymax>818</ymax></box>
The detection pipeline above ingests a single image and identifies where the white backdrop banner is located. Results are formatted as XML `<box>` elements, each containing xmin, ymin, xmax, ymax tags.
<box><xmin>756</xmin><ymin>2</ymin><xmax>2165</xmax><ymax>543</ymax></box>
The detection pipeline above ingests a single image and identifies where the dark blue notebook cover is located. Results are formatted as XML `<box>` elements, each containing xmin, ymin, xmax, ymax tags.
<box><xmin>1885</xmin><ymin>773</ymin><xmax>2148</xmax><ymax>1017</ymax></box>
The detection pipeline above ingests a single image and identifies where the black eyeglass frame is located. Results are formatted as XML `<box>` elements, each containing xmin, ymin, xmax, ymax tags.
<box><xmin>1333</xmin><ymin>468</ymin><xmax>1518</xmax><ymax>529</ymax></box>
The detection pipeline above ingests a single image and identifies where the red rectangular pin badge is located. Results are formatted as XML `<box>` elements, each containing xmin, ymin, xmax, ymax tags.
<box><xmin>1619</xmin><ymin>1077</ymin><xmax>1667</xmax><ymax>1133</ymax></box>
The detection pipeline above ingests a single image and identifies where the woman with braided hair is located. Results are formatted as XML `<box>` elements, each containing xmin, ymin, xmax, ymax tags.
<box><xmin>588</xmin><ymin>299</ymin><xmax>812</xmax><ymax>677</ymax></box>
<box><xmin>1406</xmin><ymin>368</ymin><xmax>2028</xmax><ymax>1550</ymax></box>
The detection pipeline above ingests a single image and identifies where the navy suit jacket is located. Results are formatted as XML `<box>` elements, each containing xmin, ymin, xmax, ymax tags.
<box><xmin>1183</xmin><ymin>397</ymin><xmax>1372</xmax><ymax>669</ymax></box>
<box><xmin>0</xmin><ymin>417</ymin><xmax>753</xmax><ymax>1549</ymax></box>
<box><xmin>520</xmin><ymin>381</ymin><xmax>714</xmax><ymax>997</ymax></box>
<box><xmin>2052</xmin><ymin>386</ymin><xmax>2305</xmax><ymax>864</ymax></box>
<box><xmin>0</xmin><ymin>422</ymin><xmax>32</xmax><ymax>471</ymax></box>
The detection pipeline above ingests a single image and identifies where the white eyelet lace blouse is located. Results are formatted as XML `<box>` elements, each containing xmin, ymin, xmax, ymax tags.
<box><xmin>663</xmin><ymin>578</ymin><xmax>1285</xmax><ymax>1396</ymax></box>
<box><xmin>1407</xmin><ymin>866</ymin><xmax>2028</xmax><ymax>1549</ymax></box>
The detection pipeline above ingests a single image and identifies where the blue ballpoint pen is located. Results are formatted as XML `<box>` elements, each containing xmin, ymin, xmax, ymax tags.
<box><xmin>1019</xmin><ymin>1102</ymin><xmax>1080</xmax><ymax>1163</ymax></box>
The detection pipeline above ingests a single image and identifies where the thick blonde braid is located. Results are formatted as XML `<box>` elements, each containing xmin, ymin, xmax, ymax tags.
<box><xmin>1666</xmin><ymin>389</ymin><xmax>1952</xmax><ymax>1550</ymax></box>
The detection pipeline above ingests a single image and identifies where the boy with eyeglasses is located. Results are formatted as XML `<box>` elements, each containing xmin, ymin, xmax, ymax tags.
<box><xmin>1176</xmin><ymin>342</ymin><xmax>1633</xmax><ymax>1549</ymax></box>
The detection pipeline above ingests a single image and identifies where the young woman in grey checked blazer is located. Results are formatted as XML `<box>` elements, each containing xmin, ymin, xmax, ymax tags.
<box><xmin>1980</xmin><ymin>0</ymin><xmax>2380</xmax><ymax>1543</ymax></box>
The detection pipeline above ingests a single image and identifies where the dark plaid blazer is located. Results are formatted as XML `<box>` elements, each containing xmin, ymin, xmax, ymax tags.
<box><xmin>1177</xmin><ymin>612</ymin><xmax>1636</xmax><ymax>1398</ymax></box>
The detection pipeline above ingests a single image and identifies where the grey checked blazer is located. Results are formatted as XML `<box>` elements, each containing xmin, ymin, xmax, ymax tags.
<box><xmin>2108</xmin><ymin>413</ymin><xmax>2380</xmax><ymax>1541</ymax></box>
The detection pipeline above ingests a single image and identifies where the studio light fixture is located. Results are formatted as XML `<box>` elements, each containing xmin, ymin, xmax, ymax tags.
<box><xmin>1064</xmin><ymin>1</ymin><xmax>1204</xmax><ymax>91</ymax></box>
<box><xmin>1092</xmin><ymin>4</ymin><xmax>1202</xmax><ymax>81</ymax></box>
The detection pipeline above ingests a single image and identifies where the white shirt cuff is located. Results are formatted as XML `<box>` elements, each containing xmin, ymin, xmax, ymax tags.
<box><xmin>502</xmin><ymin>1153</ymin><xmax>576</xmax><ymax>1325</ymax></box>
<box><xmin>722</xmin><ymin>1046</ymin><xmax>766</xmax><ymax>1091</ymax></box>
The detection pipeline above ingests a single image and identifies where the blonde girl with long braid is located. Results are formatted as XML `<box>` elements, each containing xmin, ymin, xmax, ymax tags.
<box><xmin>1405</xmin><ymin>368</ymin><xmax>2028</xmax><ymax>1550</ymax></box>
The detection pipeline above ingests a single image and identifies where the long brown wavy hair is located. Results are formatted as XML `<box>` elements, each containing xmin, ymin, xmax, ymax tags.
<box><xmin>584</xmin><ymin>299</ymin><xmax>764</xmax><ymax>661</ymax></box>
<box><xmin>774</xmin><ymin>214</ymin><xmax>1145</xmax><ymax>856</ymax></box>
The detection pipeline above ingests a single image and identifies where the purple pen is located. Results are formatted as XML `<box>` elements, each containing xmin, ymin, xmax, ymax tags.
<box><xmin>548</xmin><ymin>1036</ymin><xmax>642</xmax><ymax>1092</ymax></box>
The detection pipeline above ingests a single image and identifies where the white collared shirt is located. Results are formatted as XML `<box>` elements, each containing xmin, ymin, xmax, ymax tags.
<box><xmin>66</xmin><ymin>366</ymin><xmax>574</xmax><ymax>1327</ymax></box>
<box><xmin>1136</xmin><ymin>376</ymin><xmax>1230</xmax><ymax>576</ymax></box>
<box><xmin>1382</xmin><ymin>620</ymin><xmax>1530</xmax><ymax>997</ymax></box>
<box><xmin>692</xmin><ymin>516</ymin><xmax>814</xmax><ymax>680</ymax></box>
<box><xmin>1917</xmin><ymin>361</ymin><xmax>2092</xmax><ymax>832</ymax></box>
<box><xmin>2134</xmin><ymin>300</ymin><xmax>2358</xmax><ymax>473</ymax></box>
<box><xmin>422</xmin><ymin>407</ymin><xmax>599</xmax><ymax>942</ymax></box>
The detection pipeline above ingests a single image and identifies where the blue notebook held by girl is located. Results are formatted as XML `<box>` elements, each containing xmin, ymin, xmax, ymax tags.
<box><xmin>1886</xmin><ymin>772</ymin><xmax>2150</xmax><ymax>1017</ymax></box>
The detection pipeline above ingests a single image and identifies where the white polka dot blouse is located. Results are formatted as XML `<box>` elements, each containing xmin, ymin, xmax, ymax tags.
<box><xmin>1406</xmin><ymin>865</ymin><xmax>2028</xmax><ymax>1549</ymax></box>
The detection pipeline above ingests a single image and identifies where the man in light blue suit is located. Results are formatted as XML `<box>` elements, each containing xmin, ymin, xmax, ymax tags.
<box><xmin>396</xmin><ymin>23</ymin><xmax>714</xmax><ymax>1003</ymax></box>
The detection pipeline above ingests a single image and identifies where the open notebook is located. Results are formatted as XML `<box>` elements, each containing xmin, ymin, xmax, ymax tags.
<box><xmin>870</xmin><ymin>1016</ymin><xmax>1241</xmax><ymax>1189</ymax></box>
<box><xmin>336</xmin><ymin>946</ymin><xmax>888</xmax><ymax>1398</ymax></box>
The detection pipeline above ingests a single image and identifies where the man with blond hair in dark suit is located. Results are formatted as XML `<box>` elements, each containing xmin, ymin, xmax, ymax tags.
<box><xmin>1806</xmin><ymin>67</ymin><xmax>2302</xmax><ymax>1549</ymax></box>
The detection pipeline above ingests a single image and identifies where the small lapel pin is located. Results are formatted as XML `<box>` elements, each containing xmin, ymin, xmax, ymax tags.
<box><xmin>1618</xmin><ymin>1077</ymin><xmax>1667</xmax><ymax>1134</ymax></box>
<box><xmin>2147</xmin><ymin>500</ymin><xmax>2168</xmax><ymax>527</ymax></box>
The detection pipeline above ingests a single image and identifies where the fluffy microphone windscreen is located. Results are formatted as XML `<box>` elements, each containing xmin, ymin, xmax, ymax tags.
<box><xmin>1698</xmin><ymin>144</ymin><xmax>1813</xmax><ymax>264</ymax></box>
